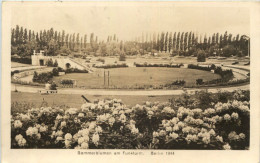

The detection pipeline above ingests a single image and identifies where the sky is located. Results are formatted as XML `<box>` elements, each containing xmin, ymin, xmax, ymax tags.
<box><xmin>10</xmin><ymin>2</ymin><xmax>250</xmax><ymax>41</ymax></box>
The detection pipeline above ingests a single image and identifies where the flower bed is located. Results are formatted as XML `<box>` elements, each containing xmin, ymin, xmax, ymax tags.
<box><xmin>11</xmin><ymin>90</ymin><xmax>249</xmax><ymax>149</ymax></box>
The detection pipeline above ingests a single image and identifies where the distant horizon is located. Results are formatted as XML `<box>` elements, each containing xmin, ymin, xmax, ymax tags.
<box><xmin>10</xmin><ymin>2</ymin><xmax>250</xmax><ymax>41</ymax></box>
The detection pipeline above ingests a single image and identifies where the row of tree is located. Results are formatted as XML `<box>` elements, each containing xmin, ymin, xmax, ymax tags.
<box><xmin>11</xmin><ymin>25</ymin><xmax>250</xmax><ymax>58</ymax></box>
<box><xmin>136</xmin><ymin>31</ymin><xmax>250</xmax><ymax>57</ymax></box>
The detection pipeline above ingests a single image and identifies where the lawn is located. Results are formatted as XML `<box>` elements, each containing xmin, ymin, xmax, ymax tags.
<box><xmin>53</xmin><ymin>67</ymin><xmax>221</xmax><ymax>89</ymax></box>
<box><xmin>11</xmin><ymin>92</ymin><xmax>176</xmax><ymax>113</ymax></box>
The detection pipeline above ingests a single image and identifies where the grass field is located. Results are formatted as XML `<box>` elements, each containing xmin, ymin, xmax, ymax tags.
<box><xmin>11</xmin><ymin>92</ymin><xmax>177</xmax><ymax>113</ymax></box>
<box><xmin>53</xmin><ymin>67</ymin><xmax>220</xmax><ymax>88</ymax></box>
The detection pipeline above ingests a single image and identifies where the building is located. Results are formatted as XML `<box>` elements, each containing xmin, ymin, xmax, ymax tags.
<box><xmin>31</xmin><ymin>50</ymin><xmax>88</xmax><ymax>70</ymax></box>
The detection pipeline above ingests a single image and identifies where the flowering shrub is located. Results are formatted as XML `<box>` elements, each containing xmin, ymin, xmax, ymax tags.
<box><xmin>11</xmin><ymin>91</ymin><xmax>249</xmax><ymax>149</ymax></box>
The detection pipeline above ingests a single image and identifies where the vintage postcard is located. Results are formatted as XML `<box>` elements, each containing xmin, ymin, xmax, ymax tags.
<box><xmin>1</xmin><ymin>1</ymin><xmax>260</xmax><ymax>163</ymax></box>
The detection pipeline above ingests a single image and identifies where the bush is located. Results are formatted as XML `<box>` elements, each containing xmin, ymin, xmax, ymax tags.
<box><xmin>197</xmin><ymin>50</ymin><xmax>206</xmax><ymax>62</ymax></box>
<box><xmin>11</xmin><ymin>90</ymin><xmax>250</xmax><ymax>149</ymax></box>
<box><xmin>135</xmin><ymin>63</ymin><xmax>181</xmax><ymax>68</ymax></box>
<box><xmin>119</xmin><ymin>54</ymin><xmax>126</xmax><ymax>61</ymax></box>
<box><xmin>94</xmin><ymin>63</ymin><xmax>128</xmax><ymax>69</ymax></box>
<box><xmin>196</xmin><ymin>79</ymin><xmax>204</xmax><ymax>85</ymax></box>
<box><xmin>11</xmin><ymin>57</ymin><xmax>32</xmax><ymax>64</ymax></box>
<box><xmin>32</xmin><ymin>71</ymin><xmax>53</xmax><ymax>83</ymax></box>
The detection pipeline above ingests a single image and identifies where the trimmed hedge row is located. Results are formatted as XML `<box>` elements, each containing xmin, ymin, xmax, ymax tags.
<box><xmin>94</xmin><ymin>63</ymin><xmax>128</xmax><ymax>69</ymax></box>
<box><xmin>135</xmin><ymin>63</ymin><xmax>182</xmax><ymax>68</ymax></box>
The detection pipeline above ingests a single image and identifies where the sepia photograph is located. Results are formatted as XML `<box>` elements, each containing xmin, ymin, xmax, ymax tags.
<box><xmin>1</xmin><ymin>1</ymin><xmax>260</xmax><ymax>163</ymax></box>
<box><xmin>9</xmin><ymin>2</ymin><xmax>251</xmax><ymax>150</ymax></box>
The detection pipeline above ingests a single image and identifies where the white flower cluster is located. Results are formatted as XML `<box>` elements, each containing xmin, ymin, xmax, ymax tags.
<box><xmin>177</xmin><ymin>107</ymin><xmax>194</xmax><ymax>118</ymax></box>
<box><xmin>26</xmin><ymin>127</ymin><xmax>41</xmax><ymax>139</ymax></box>
<box><xmin>13</xmin><ymin>120</ymin><xmax>23</xmax><ymax>128</ymax></box>
<box><xmin>128</xmin><ymin>120</ymin><xmax>139</xmax><ymax>135</ymax></box>
<box><xmin>162</xmin><ymin>106</ymin><xmax>175</xmax><ymax>114</ymax></box>
<box><xmin>65</xmin><ymin>108</ymin><xmax>78</xmax><ymax>115</ymax></box>
<box><xmin>228</xmin><ymin>131</ymin><xmax>246</xmax><ymax>141</ymax></box>
<box><xmin>15</xmin><ymin>134</ymin><xmax>26</xmax><ymax>147</ymax></box>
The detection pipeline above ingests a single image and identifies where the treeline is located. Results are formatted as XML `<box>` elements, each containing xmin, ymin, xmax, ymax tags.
<box><xmin>11</xmin><ymin>25</ymin><xmax>250</xmax><ymax>58</ymax></box>
<box><xmin>11</xmin><ymin>25</ymin><xmax>120</xmax><ymax>57</ymax></box>
<box><xmin>136</xmin><ymin>31</ymin><xmax>250</xmax><ymax>57</ymax></box>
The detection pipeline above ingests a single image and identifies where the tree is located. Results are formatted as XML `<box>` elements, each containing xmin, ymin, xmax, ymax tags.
<box><xmin>160</xmin><ymin>32</ymin><xmax>165</xmax><ymax>52</ymax></box>
<box><xmin>180</xmin><ymin>32</ymin><xmax>184</xmax><ymax>51</ymax></box>
<box><xmin>184</xmin><ymin>32</ymin><xmax>188</xmax><ymax>51</ymax></box>
<box><xmin>164</xmin><ymin>32</ymin><xmax>168</xmax><ymax>52</ymax></box>
<box><xmin>176</xmin><ymin>32</ymin><xmax>180</xmax><ymax>51</ymax></box>
<box><xmin>222</xmin><ymin>45</ymin><xmax>237</xmax><ymax>57</ymax></box>
<box><xmin>173</xmin><ymin>32</ymin><xmax>176</xmax><ymax>51</ymax></box>
<box><xmin>168</xmin><ymin>32</ymin><xmax>172</xmax><ymax>53</ymax></box>
<box><xmin>197</xmin><ymin>50</ymin><xmax>206</xmax><ymax>62</ymax></box>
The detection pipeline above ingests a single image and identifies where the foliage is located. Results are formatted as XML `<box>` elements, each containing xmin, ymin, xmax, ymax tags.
<box><xmin>135</xmin><ymin>63</ymin><xmax>182</xmax><ymax>68</ymax></box>
<box><xmin>11</xmin><ymin>90</ymin><xmax>250</xmax><ymax>149</ymax></box>
<box><xmin>11</xmin><ymin>25</ymin><xmax>249</xmax><ymax>57</ymax></box>
<box><xmin>119</xmin><ymin>54</ymin><xmax>126</xmax><ymax>61</ymax></box>
<box><xmin>32</xmin><ymin>71</ymin><xmax>53</xmax><ymax>83</ymax></box>
<box><xmin>94</xmin><ymin>63</ymin><xmax>128</xmax><ymax>69</ymax></box>
<box><xmin>197</xmin><ymin>50</ymin><xmax>206</xmax><ymax>62</ymax></box>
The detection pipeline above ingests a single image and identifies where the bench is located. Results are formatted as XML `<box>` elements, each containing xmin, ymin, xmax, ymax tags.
<box><xmin>38</xmin><ymin>89</ymin><xmax>58</xmax><ymax>94</ymax></box>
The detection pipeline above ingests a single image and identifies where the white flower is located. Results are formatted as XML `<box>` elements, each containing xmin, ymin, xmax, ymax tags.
<box><xmin>60</xmin><ymin>121</ymin><xmax>66</xmax><ymax>128</ymax></box>
<box><xmin>39</xmin><ymin>125</ymin><xmax>47</xmax><ymax>133</ymax></box>
<box><xmin>216</xmin><ymin>135</ymin><xmax>223</xmax><ymax>142</ymax></box>
<box><xmin>78</xmin><ymin>113</ymin><xmax>84</xmax><ymax>118</ymax></box>
<box><xmin>153</xmin><ymin>131</ymin><xmax>159</xmax><ymax>138</ymax></box>
<box><xmin>165</xmin><ymin>126</ymin><xmax>173</xmax><ymax>132</ymax></box>
<box><xmin>223</xmin><ymin>114</ymin><xmax>231</xmax><ymax>121</ymax></box>
<box><xmin>223</xmin><ymin>143</ymin><xmax>231</xmax><ymax>150</ymax></box>
<box><xmin>81</xmin><ymin>142</ymin><xmax>89</xmax><ymax>149</ymax></box>
<box><xmin>209</xmin><ymin>129</ymin><xmax>216</xmax><ymax>136</ymax></box>
<box><xmin>202</xmin><ymin>136</ymin><xmax>210</xmax><ymax>144</ymax></box>
<box><xmin>172</xmin><ymin>125</ymin><xmax>179</xmax><ymax>131</ymax></box>
<box><xmin>65</xmin><ymin>133</ymin><xmax>72</xmax><ymax>140</ymax></box>
<box><xmin>26</xmin><ymin>127</ymin><xmax>38</xmax><ymax>137</ymax></box>
<box><xmin>65</xmin><ymin>140</ymin><xmax>71</xmax><ymax>148</ymax></box>
<box><xmin>170</xmin><ymin>117</ymin><xmax>179</xmax><ymax>125</ymax></box>
<box><xmin>15</xmin><ymin>134</ymin><xmax>26</xmax><ymax>147</ymax></box>
<box><xmin>92</xmin><ymin>133</ymin><xmax>100</xmax><ymax>146</ymax></box>
<box><xmin>56</xmin><ymin>136</ymin><xmax>63</xmax><ymax>142</ymax></box>
<box><xmin>36</xmin><ymin>133</ymin><xmax>41</xmax><ymax>139</ymax></box>
<box><xmin>56</xmin><ymin>114</ymin><xmax>63</xmax><ymax>120</ymax></box>
<box><xmin>65</xmin><ymin>108</ymin><xmax>78</xmax><ymax>115</ymax></box>
<box><xmin>78</xmin><ymin>137</ymin><xmax>85</xmax><ymax>145</ymax></box>
<box><xmin>169</xmin><ymin>132</ymin><xmax>179</xmax><ymax>139</ymax></box>
<box><xmin>108</xmin><ymin>117</ymin><xmax>115</xmax><ymax>126</ymax></box>
<box><xmin>239</xmin><ymin>133</ymin><xmax>246</xmax><ymax>139</ymax></box>
<box><xmin>15</xmin><ymin>134</ymin><xmax>24</xmax><ymax>142</ymax></box>
<box><xmin>159</xmin><ymin>130</ymin><xmax>166</xmax><ymax>136</ymax></box>
<box><xmin>88</xmin><ymin>122</ymin><xmax>96</xmax><ymax>130</ymax></box>
<box><xmin>56</xmin><ymin>130</ymin><xmax>63</xmax><ymax>137</ymax></box>
<box><xmin>13</xmin><ymin>120</ymin><xmax>23</xmax><ymax>128</ymax></box>
<box><xmin>19</xmin><ymin>114</ymin><xmax>30</xmax><ymax>121</ymax></box>
<box><xmin>162</xmin><ymin>107</ymin><xmax>175</xmax><ymax>114</ymax></box>
<box><xmin>119</xmin><ymin>114</ymin><xmax>127</xmax><ymax>123</ymax></box>
<box><xmin>95</xmin><ymin>126</ymin><xmax>103</xmax><ymax>133</ymax></box>
<box><xmin>228</xmin><ymin>131</ymin><xmax>239</xmax><ymax>141</ymax></box>
<box><xmin>131</xmin><ymin>127</ymin><xmax>139</xmax><ymax>135</ymax></box>
<box><xmin>231</xmin><ymin>112</ymin><xmax>239</xmax><ymax>120</ymax></box>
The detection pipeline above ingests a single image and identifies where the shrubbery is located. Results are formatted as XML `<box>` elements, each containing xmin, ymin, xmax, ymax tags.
<box><xmin>32</xmin><ymin>71</ymin><xmax>53</xmax><ymax>83</ymax></box>
<box><xmin>197</xmin><ymin>50</ymin><xmax>206</xmax><ymax>62</ymax></box>
<box><xmin>135</xmin><ymin>63</ymin><xmax>182</xmax><ymax>68</ymax></box>
<box><xmin>188</xmin><ymin>64</ymin><xmax>234</xmax><ymax>84</ymax></box>
<box><xmin>11</xmin><ymin>90</ymin><xmax>250</xmax><ymax>149</ymax></box>
<box><xmin>94</xmin><ymin>63</ymin><xmax>128</xmax><ymax>69</ymax></box>
<box><xmin>11</xmin><ymin>56</ymin><xmax>32</xmax><ymax>64</ymax></box>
